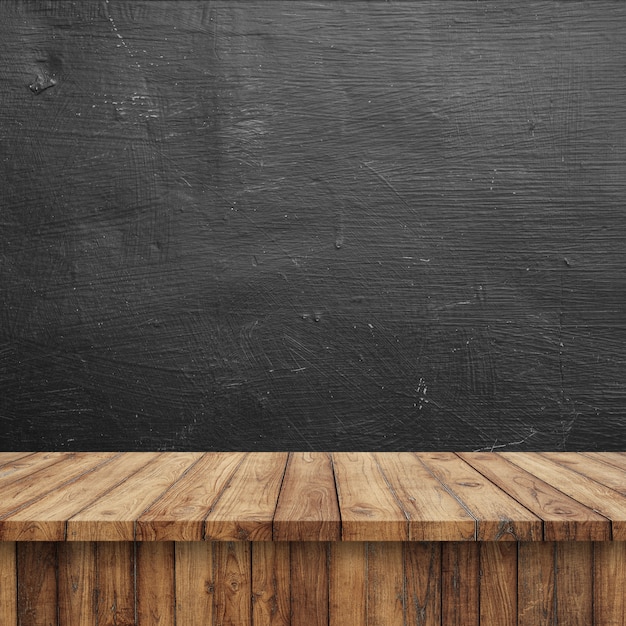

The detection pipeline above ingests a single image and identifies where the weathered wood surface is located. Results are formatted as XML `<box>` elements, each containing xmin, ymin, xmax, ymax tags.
<box><xmin>0</xmin><ymin>452</ymin><xmax>624</xmax><ymax>542</ymax></box>
<box><xmin>1</xmin><ymin>1</ymin><xmax>626</xmax><ymax>452</ymax></box>
<box><xmin>3</xmin><ymin>539</ymin><xmax>625</xmax><ymax>625</ymax></box>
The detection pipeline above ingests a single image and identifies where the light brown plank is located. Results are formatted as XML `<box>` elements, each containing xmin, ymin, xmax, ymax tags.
<box><xmin>375</xmin><ymin>452</ymin><xmax>475</xmax><ymax>541</ymax></box>
<box><xmin>291</xmin><ymin>542</ymin><xmax>329</xmax><ymax>626</ymax></box>
<box><xmin>68</xmin><ymin>452</ymin><xmax>202</xmax><ymax>541</ymax></box>
<box><xmin>175</xmin><ymin>542</ymin><xmax>214</xmax><ymax>626</ymax></box>
<box><xmin>556</xmin><ymin>542</ymin><xmax>592</xmax><ymax>626</ymax></box>
<box><xmin>459</xmin><ymin>451</ymin><xmax>610</xmax><ymax>540</ymax></box>
<box><xmin>96</xmin><ymin>542</ymin><xmax>135</xmax><ymax>626</ymax></box>
<box><xmin>137</xmin><ymin>542</ymin><xmax>175</xmax><ymax>625</ymax></box>
<box><xmin>418</xmin><ymin>452</ymin><xmax>541</xmax><ymax>541</ymax></box>
<box><xmin>503</xmin><ymin>452</ymin><xmax>626</xmax><ymax>540</ymax></box>
<box><xmin>273</xmin><ymin>452</ymin><xmax>340</xmax><ymax>541</ymax></box>
<box><xmin>583</xmin><ymin>451</ymin><xmax>626</xmax><ymax>472</ymax></box>
<box><xmin>0</xmin><ymin>542</ymin><xmax>17</xmax><ymax>626</ymax></box>
<box><xmin>252</xmin><ymin>542</ymin><xmax>291</xmax><ymax>626</ymax></box>
<box><xmin>0</xmin><ymin>452</ymin><xmax>117</xmax><ymax>521</ymax></box>
<box><xmin>367</xmin><ymin>542</ymin><xmax>404</xmax><ymax>626</ymax></box>
<box><xmin>0</xmin><ymin>452</ymin><xmax>34</xmax><ymax>467</ymax></box>
<box><xmin>542</xmin><ymin>451</ymin><xmax>626</xmax><ymax>496</ymax></box>
<box><xmin>58</xmin><ymin>542</ymin><xmax>97</xmax><ymax>626</ymax></box>
<box><xmin>518</xmin><ymin>542</ymin><xmax>555</xmax><ymax>626</ymax></box>
<box><xmin>441</xmin><ymin>542</ymin><xmax>479</xmax><ymax>626</ymax></box>
<box><xmin>332</xmin><ymin>452</ymin><xmax>408</xmax><ymax>541</ymax></box>
<box><xmin>404</xmin><ymin>542</ymin><xmax>441</xmax><ymax>626</ymax></box>
<box><xmin>594</xmin><ymin>542</ymin><xmax>626</xmax><ymax>626</ymax></box>
<box><xmin>205</xmin><ymin>452</ymin><xmax>288</xmax><ymax>541</ymax></box>
<box><xmin>330</xmin><ymin>542</ymin><xmax>367</xmax><ymax>626</ymax></box>
<box><xmin>137</xmin><ymin>452</ymin><xmax>246</xmax><ymax>541</ymax></box>
<box><xmin>17</xmin><ymin>541</ymin><xmax>58</xmax><ymax>626</ymax></box>
<box><xmin>214</xmin><ymin>542</ymin><xmax>252</xmax><ymax>626</ymax></box>
<box><xmin>479</xmin><ymin>542</ymin><xmax>517</xmax><ymax>626</ymax></box>
<box><xmin>0</xmin><ymin>453</ymin><xmax>156</xmax><ymax>541</ymax></box>
<box><xmin>0</xmin><ymin>453</ymin><xmax>64</xmax><ymax>484</ymax></box>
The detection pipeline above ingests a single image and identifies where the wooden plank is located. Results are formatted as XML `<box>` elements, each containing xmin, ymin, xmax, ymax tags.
<box><xmin>0</xmin><ymin>452</ymin><xmax>34</xmax><ymax>467</ymax></box>
<box><xmin>418</xmin><ymin>453</ymin><xmax>541</xmax><ymax>541</ymax></box>
<box><xmin>332</xmin><ymin>452</ymin><xmax>408</xmax><ymax>541</ymax></box>
<box><xmin>330</xmin><ymin>542</ymin><xmax>367</xmax><ymax>626</ymax></box>
<box><xmin>252</xmin><ymin>542</ymin><xmax>291</xmax><ymax>626</ymax></box>
<box><xmin>58</xmin><ymin>542</ymin><xmax>97</xmax><ymax>626</ymax></box>
<box><xmin>594</xmin><ymin>542</ymin><xmax>626</xmax><ymax>626</ymax></box>
<box><xmin>0</xmin><ymin>542</ymin><xmax>17</xmax><ymax>626</ymax></box>
<box><xmin>273</xmin><ymin>452</ymin><xmax>340</xmax><ymax>541</ymax></box>
<box><xmin>479</xmin><ymin>542</ymin><xmax>517</xmax><ymax>626</ymax></box>
<box><xmin>175</xmin><ymin>542</ymin><xmax>214</xmax><ymax>626</ymax></box>
<box><xmin>404</xmin><ymin>542</ymin><xmax>441</xmax><ymax>626</ymax></box>
<box><xmin>0</xmin><ymin>453</ymin><xmax>69</xmax><ymax>486</ymax></box>
<box><xmin>137</xmin><ymin>452</ymin><xmax>246</xmax><ymax>541</ymax></box>
<box><xmin>0</xmin><ymin>452</ymin><xmax>117</xmax><ymax>521</ymax></box>
<box><xmin>17</xmin><ymin>541</ymin><xmax>58</xmax><ymax>626</ymax></box>
<box><xmin>68</xmin><ymin>452</ymin><xmax>202</xmax><ymax>541</ymax></box>
<box><xmin>367</xmin><ymin>542</ymin><xmax>404</xmax><ymax>626</ymax></box>
<box><xmin>518</xmin><ymin>542</ymin><xmax>555</xmax><ymax>626</ymax></box>
<box><xmin>375</xmin><ymin>452</ymin><xmax>475</xmax><ymax>541</ymax></box>
<box><xmin>0</xmin><ymin>453</ymin><xmax>156</xmax><ymax>541</ymax></box>
<box><xmin>205</xmin><ymin>452</ymin><xmax>288</xmax><ymax>541</ymax></box>
<box><xmin>459</xmin><ymin>451</ymin><xmax>610</xmax><ymax>540</ymax></box>
<box><xmin>441</xmin><ymin>542</ymin><xmax>479</xmax><ymax>626</ymax></box>
<box><xmin>214</xmin><ymin>542</ymin><xmax>252</xmax><ymax>626</ymax></box>
<box><xmin>291</xmin><ymin>542</ymin><xmax>329</xmax><ymax>626</ymax></box>
<box><xmin>96</xmin><ymin>542</ymin><xmax>135</xmax><ymax>626</ymax></box>
<box><xmin>503</xmin><ymin>452</ymin><xmax>626</xmax><ymax>540</ymax></box>
<box><xmin>556</xmin><ymin>542</ymin><xmax>592</xmax><ymax>626</ymax></box>
<box><xmin>137</xmin><ymin>542</ymin><xmax>175</xmax><ymax>626</ymax></box>
<box><xmin>583</xmin><ymin>452</ymin><xmax>626</xmax><ymax>472</ymax></box>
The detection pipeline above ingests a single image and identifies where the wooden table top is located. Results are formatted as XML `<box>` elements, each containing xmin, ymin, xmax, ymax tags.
<box><xmin>0</xmin><ymin>452</ymin><xmax>624</xmax><ymax>543</ymax></box>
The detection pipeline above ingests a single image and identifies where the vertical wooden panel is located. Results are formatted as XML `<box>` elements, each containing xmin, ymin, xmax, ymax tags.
<box><xmin>96</xmin><ymin>542</ymin><xmax>135</xmax><ymax>626</ymax></box>
<box><xmin>479</xmin><ymin>542</ymin><xmax>517</xmax><ymax>626</ymax></box>
<box><xmin>137</xmin><ymin>542</ymin><xmax>175</xmax><ymax>625</ymax></box>
<box><xmin>214</xmin><ymin>541</ymin><xmax>252</xmax><ymax>626</ymax></box>
<box><xmin>441</xmin><ymin>542</ymin><xmax>479</xmax><ymax>626</ymax></box>
<box><xmin>518</xmin><ymin>542</ymin><xmax>555</xmax><ymax>626</ymax></box>
<box><xmin>291</xmin><ymin>542</ymin><xmax>328</xmax><ymax>626</ymax></box>
<box><xmin>405</xmin><ymin>542</ymin><xmax>441</xmax><ymax>626</ymax></box>
<box><xmin>594</xmin><ymin>542</ymin><xmax>626</xmax><ymax>626</ymax></box>
<box><xmin>556</xmin><ymin>542</ymin><xmax>592</xmax><ymax>626</ymax></box>
<box><xmin>0</xmin><ymin>542</ymin><xmax>17</xmax><ymax>626</ymax></box>
<box><xmin>17</xmin><ymin>542</ymin><xmax>57</xmax><ymax>626</ymax></box>
<box><xmin>175</xmin><ymin>542</ymin><xmax>214</xmax><ymax>625</ymax></box>
<box><xmin>330</xmin><ymin>542</ymin><xmax>367</xmax><ymax>626</ymax></box>
<box><xmin>367</xmin><ymin>542</ymin><xmax>404</xmax><ymax>626</ymax></box>
<box><xmin>252</xmin><ymin>542</ymin><xmax>290</xmax><ymax>626</ymax></box>
<box><xmin>58</xmin><ymin>542</ymin><xmax>97</xmax><ymax>626</ymax></box>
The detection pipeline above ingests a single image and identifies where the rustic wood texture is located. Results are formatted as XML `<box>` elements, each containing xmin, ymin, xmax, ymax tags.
<box><xmin>441</xmin><ymin>542</ymin><xmax>480</xmax><ymax>626</ymax></box>
<box><xmin>404</xmin><ymin>542</ymin><xmax>441</xmax><ymax>626</ymax></box>
<box><xmin>58</xmin><ymin>542</ymin><xmax>97</xmax><ymax>626</ymax></box>
<box><xmin>329</xmin><ymin>541</ymin><xmax>367</xmax><ymax>626</ymax></box>
<box><xmin>252</xmin><ymin>542</ymin><xmax>291</xmax><ymax>626</ymax></box>
<box><xmin>479</xmin><ymin>542</ymin><xmax>517</xmax><ymax>626</ymax></box>
<box><xmin>175</xmin><ymin>542</ymin><xmax>214</xmax><ymax>625</ymax></box>
<box><xmin>3</xmin><ymin>2</ymin><xmax>626</xmax><ymax>454</ymax></box>
<box><xmin>0</xmin><ymin>542</ymin><xmax>17</xmax><ymax>626</ymax></box>
<box><xmin>96</xmin><ymin>542</ymin><xmax>135</xmax><ymax>626</ymax></box>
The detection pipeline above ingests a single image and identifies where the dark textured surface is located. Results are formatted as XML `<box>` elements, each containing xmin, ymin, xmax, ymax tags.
<box><xmin>1</xmin><ymin>1</ymin><xmax>625</xmax><ymax>451</ymax></box>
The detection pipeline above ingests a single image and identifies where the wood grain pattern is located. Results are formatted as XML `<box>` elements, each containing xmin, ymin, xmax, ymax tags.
<box><xmin>367</xmin><ymin>542</ymin><xmax>404</xmax><ymax>626</ymax></box>
<box><xmin>518</xmin><ymin>542</ymin><xmax>555</xmax><ymax>626</ymax></box>
<box><xmin>594</xmin><ymin>542</ymin><xmax>626</xmax><ymax>626</ymax></box>
<box><xmin>214</xmin><ymin>542</ymin><xmax>252</xmax><ymax>626</ymax></box>
<box><xmin>17</xmin><ymin>541</ymin><xmax>58</xmax><ymax>626</ymax></box>
<box><xmin>58</xmin><ymin>542</ymin><xmax>97</xmax><ymax>626</ymax></box>
<box><xmin>479</xmin><ymin>542</ymin><xmax>517</xmax><ymax>626</ymax></box>
<box><xmin>252</xmin><ymin>542</ymin><xmax>291</xmax><ymax>626</ymax></box>
<box><xmin>0</xmin><ymin>542</ymin><xmax>17</xmax><ymax>626</ymax></box>
<box><xmin>419</xmin><ymin>453</ymin><xmax>541</xmax><ymax>541</ymax></box>
<box><xmin>330</xmin><ymin>541</ymin><xmax>367</xmax><ymax>626</ymax></box>
<box><xmin>175</xmin><ymin>542</ymin><xmax>215</xmax><ymax>626</ymax></box>
<box><xmin>291</xmin><ymin>542</ymin><xmax>329</xmax><ymax>626</ymax></box>
<box><xmin>460</xmin><ymin>451</ymin><xmax>610</xmax><ymax>540</ymax></box>
<box><xmin>556</xmin><ymin>541</ymin><xmax>593</xmax><ymax>626</ymax></box>
<box><xmin>96</xmin><ymin>542</ymin><xmax>135</xmax><ymax>626</ymax></box>
<box><xmin>333</xmin><ymin>453</ymin><xmax>408</xmax><ymax>541</ymax></box>
<box><xmin>273</xmin><ymin>452</ymin><xmax>340</xmax><ymax>541</ymax></box>
<box><xmin>441</xmin><ymin>542</ymin><xmax>479</xmax><ymax>626</ymax></box>
<box><xmin>404</xmin><ymin>542</ymin><xmax>441</xmax><ymax>626</ymax></box>
<box><xmin>136</xmin><ymin>542</ymin><xmax>175</xmax><ymax>625</ymax></box>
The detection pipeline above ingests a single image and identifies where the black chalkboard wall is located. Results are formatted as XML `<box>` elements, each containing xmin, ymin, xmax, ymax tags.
<box><xmin>2</xmin><ymin>1</ymin><xmax>625</xmax><ymax>451</ymax></box>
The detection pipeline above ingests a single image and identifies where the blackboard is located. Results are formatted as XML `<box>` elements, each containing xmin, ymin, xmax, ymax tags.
<box><xmin>2</xmin><ymin>1</ymin><xmax>625</xmax><ymax>451</ymax></box>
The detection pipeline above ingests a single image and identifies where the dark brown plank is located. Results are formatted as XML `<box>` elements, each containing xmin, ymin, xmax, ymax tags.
<box><xmin>556</xmin><ymin>542</ymin><xmax>592</xmax><ymax>626</ymax></box>
<box><xmin>17</xmin><ymin>542</ymin><xmax>58</xmax><ymax>626</ymax></box>
<box><xmin>214</xmin><ymin>542</ymin><xmax>252</xmax><ymax>626</ymax></box>
<box><xmin>418</xmin><ymin>453</ymin><xmax>541</xmax><ymax>541</ymax></box>
<box><xmin>205</xmin><ymin>452</ymin><xmax>288</xmax><ymax>541</ymax></box>
<box><xmin>58</xmin><ymin>542</ymin><xmax>97</xmax><ymax>626</ymax></box>
<box><xmin>518</xmin><ymin>542</ymin><xmax>555</xmax><ymax>626</ymax></box>
<box><xmin>459</xmin><ymin>451</ymin><xmax>610</xmax><ymax>540</ymax></box>
<box><xmin>291</xmin><ymin>542</ymin><xmax>329</xmax><ymax>626</ymax></box>
<box><xmin>0</xmin><ymin>542</ymin><xmax>17</xmax><ymax>626</ymax></box>
<box><xmin>376</xmin><ymin>452</ymin><xmax>476</xmax><ymax>541</ymax></box>
<box><xmin>479</xmin><ymin>542</ymin><xmax>517</xmax><ymax>626</ymax></box>
<box><xmin>332</xmin><ymin>452</ymin><xmax>408</xmax><ymax>541</ymax></box>
<box><xmin>273</xmin><ymin>452</ymin><xmax>340</xmax><ymax>541</ymax></box>
<box><xmin>137</xmin><ymin>542</ymin><xmax>175</xmax><ymax>625</ymax></box>
<box><xmin>96</xmin><ymin>542</ymin><xmax>135</xmax><ymax>626</ymax></box>
<box><xmin>594</xmin><ymin>541</ymin><xmax>626</xmax><ymax>626</ymax></box>
<box><xmin>441</xmin><ymin>542</ymin><xmax>479</xmax><ymax>626</ymax></box>
<box><xmin>252</xmin><ymin>542</ymin><xmax>291</xmax><ymax>626</ymax></box>
<box><xmin>367</xmin><ymin>542</ymin><xmax>404</xmax><ymax>626</ymax></box>
<box><xmin>404</xmin><ymin>542</ymin><xmax>441</xmax><ymax>626</ymax></box>
<box><xmin>175</xmin><ymin>542</ymin><xmax>215</xmax><ymax>626</ymax></box>
<box><xmin>330</xmin><ymin>542</ymin><xmax>367</xmax><ymax>626</ymax></box>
